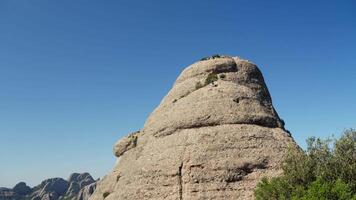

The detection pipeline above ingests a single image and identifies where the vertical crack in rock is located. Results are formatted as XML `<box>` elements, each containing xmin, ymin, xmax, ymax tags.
<box><xmin>178</xmin><ymin>162</ymin><xmax>183</xmax><ymax>200</ymax></box>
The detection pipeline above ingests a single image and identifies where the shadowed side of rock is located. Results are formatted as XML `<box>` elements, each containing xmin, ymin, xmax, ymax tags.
<box><xmin>77</xmin><ymin>183</ymin><xmax>97</xmax><ymax>200</ymax></box>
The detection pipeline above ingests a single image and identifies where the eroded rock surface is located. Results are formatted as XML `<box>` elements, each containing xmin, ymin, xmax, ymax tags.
<box><xmin>77</xmin><ymin>183</ymin><xmax>97</xmax><ymax>200</ymax></box>
<box><xmin>64</xmin><ymin>173</ymin><xmax>95</xmax><ymax>199</ymax></box>
<box><xmin>113</xmin><ymin>131</ymin><xmax>139</xmax><ymax>157</ymax></box>
<box><xmin>90</xmin><ymin>56</ymin><xmax>298</xmax><ymax>200</ymax></box>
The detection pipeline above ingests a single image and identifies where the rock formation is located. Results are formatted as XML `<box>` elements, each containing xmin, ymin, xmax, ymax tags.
<box><xmin>12</xmin><ymin>183</ymin><xmax>32</xmax><ymax>196</ymax></box>
<box><xmin>0</xmin><ymin>173</ymin><xmax>96</xmax><ymax>200</ymax></box>
<box><xmin>90</xmin><ymin>56</ymin><xmax>298</xmax><ymax>200</ymax></box>
<box><xmin>0</xmin><ymin>188</ymin><xmax>18</xmax><ymax>200</ymax></box>
<box><xmin>77</xmin><ymin>183</ymin><xmax>97</xmax><ymax>200</ymax></box>
<box><xmin>63</xmin><ymin>173</ymin><xmax>96</xmax><ymax>199</ymax></box>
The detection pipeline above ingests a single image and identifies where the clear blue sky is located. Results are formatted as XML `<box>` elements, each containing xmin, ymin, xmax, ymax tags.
<box><xmin>0</xmin><ymin>0</ymin><xmax>355</xmax><ymax>187</ymax></box>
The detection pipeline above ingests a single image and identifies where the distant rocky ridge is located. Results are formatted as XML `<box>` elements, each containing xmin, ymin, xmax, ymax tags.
<box><xmin>90</xmin><ymin>55</ymin><xmax>298</xmax><ymax>200</ymax></box>
<box><xmin>0</xmin><ymin>173</ymin><xmax>97</xmax><ymax>200</ymax></box>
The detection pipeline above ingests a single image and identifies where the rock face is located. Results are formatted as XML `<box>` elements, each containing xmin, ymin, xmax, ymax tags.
<box><xmin>32</xmin><ymin>178</ymin><xmax>69</xmax><ymax>200</ymax></box>
<box><xmin>64</xmin><ymin>173</ymin><xmax>96</xmax><ymax>199</ymax></box>
<box><xmin>0</xmin><ymin>188</ymin><xmax>18</xmax><ymax>200</ymax></box>
<box><xmin>77</xmin><ymin>183</ymin><xmax>97</xmax><ymax>200</ymax></box>
<box><xmin>90</xmin><ymin>56</ymin><xmax>298</xmax><ymax>200</ymax></box>
<box><xmin>0</xmin><ymin>173</ymin><xmax>96</xmax><ymax>200</ymax></box>
<box><xmin>13</xmin><ymin>182</ymin><xmax>31</xmax><ymax>195</ymax></box>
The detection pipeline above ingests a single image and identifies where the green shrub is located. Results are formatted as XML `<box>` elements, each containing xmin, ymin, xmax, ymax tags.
<box><xmin>200</xmin><ymin>54</ymin><xmax>223</xmax><ymax>61</ymax></box>
<box><xmin>211</xmin><ymin>54</ymin><xmax>221</xmax><ymax>59</ymax></box>
<box><xmin>255</xmin><ymin>177</ymin><xmax>293</xmax><ymax>200</ymax></box>
<box><xmin>255</xmin><ymin>129</ymin><xmax>356</xmax><ymax>200</ymax></box>
<box><xmin>204</xmin><ymin>73</ymin><xmax>218</xmax><ymax>85</ymax></box>
<box><xmin>195</xmin><ymin>72</ymin><xmax>225</xmax><ymax>90</ymax></box>
<box><xmin>331</xmin><ymin>179</ymin><xmax>355</xmax><ymax>200</ymax></box>
<box><xmin>194</xmin><ymin>72</ymin><xmax>220</xmax><ymax>90</ymax></box>
<box><xmin>299</xmin><ymin>178</ymin><xmax>354</xmax><ymax>200</ymax></box>
<box><xmin>200</xmin><ymin>57</ymin><xmax>209</xmax><ymax>61</ymax></box>
<box><xmin>334</xmin><ymin>129</ymin><xmax>356</xmax><ymax>191</ymax></box>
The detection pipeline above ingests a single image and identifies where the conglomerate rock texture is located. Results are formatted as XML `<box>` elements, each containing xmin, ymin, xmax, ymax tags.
<box><xmin>90</xmin><ymin>56</ymin><xmax>298</xmax><ymax>200</ymax></box>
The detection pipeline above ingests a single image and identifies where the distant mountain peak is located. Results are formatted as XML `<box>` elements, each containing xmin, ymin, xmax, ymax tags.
<box><xmin>0</xmin><ymin>173</ymin><xmax>97</xmax><ymax>200</ymax></box>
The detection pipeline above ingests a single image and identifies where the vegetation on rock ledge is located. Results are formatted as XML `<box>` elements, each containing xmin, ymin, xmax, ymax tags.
<box><xmin>200</xmin><ymin>54</ymin><xmax>231</xmax><ymax>61</ymax></box>
<box><xmin>195</xmin><ymin>72</ymin><xmax>219</xmax><ymax>90</ymax></box>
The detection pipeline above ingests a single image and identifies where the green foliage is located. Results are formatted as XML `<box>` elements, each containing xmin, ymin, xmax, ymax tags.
<box><xmin>200</xmin><ymin>57</ymin><xmax>209</xmax><ymax>61</ymax></box>
<box><xmin>334</xmin><ymin>129</ymin><xmax>356</xmax><ymax>191</ymax></box>
<box><xmin>200</xmin><ymin>54</ymin><xmax>222</xmax><ymax>61</ymax></box>
<box><xmin>211</xmin><ymin>54</ymin><xmax>221</xmax><ymax>59</ymax></box>
<box><xmin>299</xmin><ymin>178</ymin><xmax>354</xmax><ymax>200</ymax></box>
<box><xmin>255</xmin><ymin>129</ymin><xmax>356</xmax><ymax>200</ymax></box>
<box><xmin>255</xmin><ymin>177</ymin><xmax>293</xmax><ymax>200</ymax></box>
<box><xmin>204</xmin><ymin>73</ymin><xmax>218</xmax><ymax>85</ymax></box>
<box><xmin>194</xmin><ymin>72</ymin><xmax>219</xmax><ymax>90</ymax></box>
<box><xmin>331</xmin><ymin>179</ymin><xmax>356</xmax><ymax>200</ymax></box>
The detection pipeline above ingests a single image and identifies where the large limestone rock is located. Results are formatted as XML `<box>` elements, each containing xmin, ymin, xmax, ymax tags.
<box><xmin>90</xmin><ymin>56</ymin><xmax>297</xmax><ymax>200</ymax></box>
